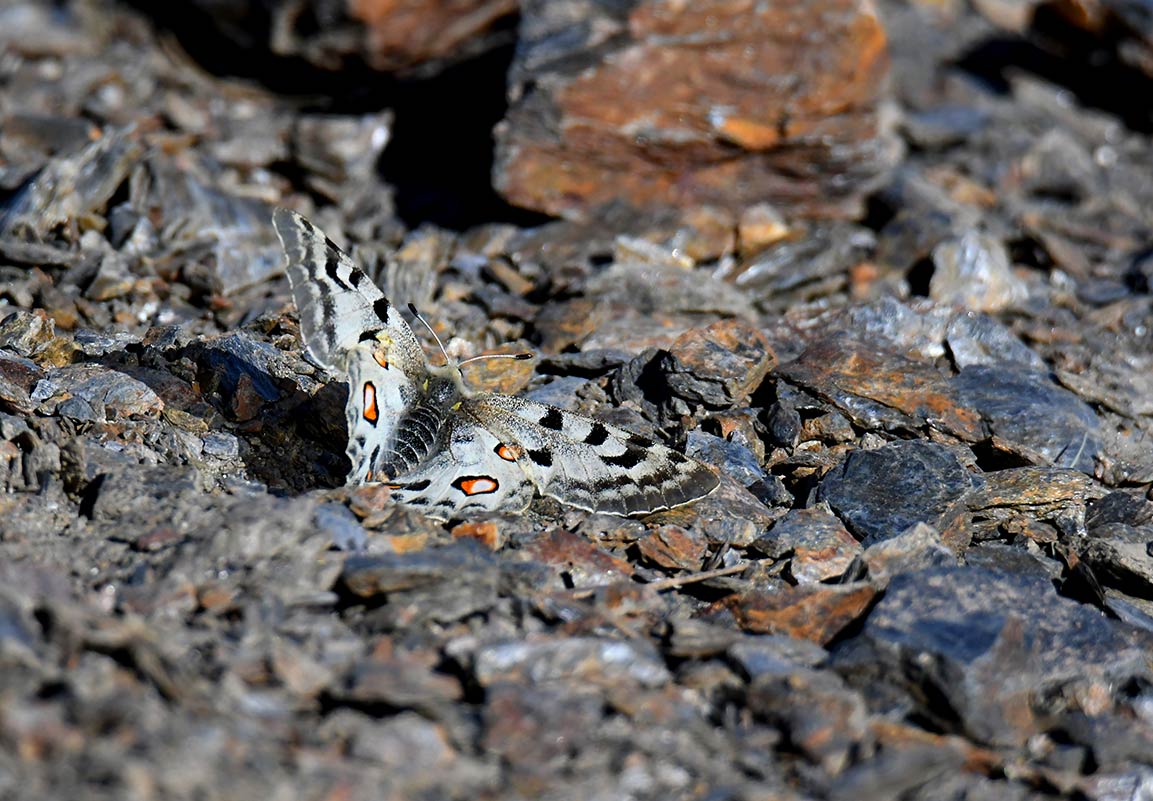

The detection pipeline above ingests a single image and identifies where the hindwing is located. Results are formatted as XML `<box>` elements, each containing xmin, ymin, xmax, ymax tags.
<box><xmin>462</xmin><ymin>395</ymin><xmax>720</xmax><ymax>516</ymax></box>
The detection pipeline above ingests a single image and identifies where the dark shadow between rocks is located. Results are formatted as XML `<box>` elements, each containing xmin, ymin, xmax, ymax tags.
<box><xmin>122</xmin><ymin>0</ymin><xmax>553</xmax><ymax>231</ymax></box>
<box><xmin>954</xmin><ymin>9</ymin><xmax>1153</xmax><ymax>133</ymax></box>
<box><xmin>377</xmin><ymin>41</ymin><xmax>556</xmax><ymax>231</ymax></box>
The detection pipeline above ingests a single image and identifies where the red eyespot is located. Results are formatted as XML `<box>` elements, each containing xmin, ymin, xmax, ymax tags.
<box><xmin>362</xmin><ymin>382</ymin><xmax>378</xmax><ymax>424</ymax></box>
<box><xmin>373</xmin><ymin>349</ymin><xmax>389</xmax><ymax>369</ymax></box>
<box><xmin>495</xmin><ymin>444</ymin><xmax>521</xmax><ymax>461</ymax></box>
<box><xmin>454</xmin><ymin>476</ymin><xmax>499</xmax><ymax>496</ymax></box>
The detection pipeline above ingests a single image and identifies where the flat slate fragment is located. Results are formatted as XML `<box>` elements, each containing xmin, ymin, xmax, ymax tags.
<box><xmin>952</xmin><ymin>365</ymin><xmax>1102</xmax><ymax>474</ymax></box>
<box><xmin>818</xmin><ymin>440</ymin><xmax>978</xmax><ymax>545</ymax></box>
<box><xmin>833</xmin><ymin>566</ymin><xmax>1150</xmax><ymax>747</ymax></box>
<box><xmin>779</xmin><ymin>335</ymin><xmax>984</xmax><ymax>441</ymax></box>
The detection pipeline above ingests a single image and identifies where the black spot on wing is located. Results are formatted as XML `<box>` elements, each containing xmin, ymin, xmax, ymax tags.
<box><xmin>539</xmin><ymin>408</ymin><xmax>564</xmax><ymax>431</ymax></box>
<box><xmin>395</xmin><ymin>479</ymin><xmax>432</xmax><ymax>491</ymax></box>
<box><xmin>584</xmin><ymin>422</ymin><xmax>609</xmax><ymax>446</ymax></box>
<box><xmin>298</xmin><ymin>216</ymin><xmax>317</xmax><ymax>236</ymax></box>
<box><xmin>626</xmin><ymin>433</ymin><xmax>653</xmax><ymax>448</ymax></box>
<box><xmin>667</xmin><ymin>451</ymin><xmax>688</xmax><ymax>465</ymax></box>
<box><xmin>359</xmin><ymin>329</ymin><xmax>381</xmax><ymax>342</ymax></box>
<box><xmin>528</xmin><ymin>448</ymin><xmax>553</xmax><ymax>467</ymax></box>
<box><xmin>349</xmin><ymin>269</ymin><xmax>364</xmax><ymax>288</ymax></box>
<box><xmin>601</xmin><ymin>448</ymin><xmax>646</xmax><ymax>469</ymax></box>
<box><xmin>373</xmin><ymin>297</ymin><xmax>391</xmax><ymax>324</ymax></box>
<box><xmin>324</xmin><ymin>248</ymin><xmax>351</xmax><ymax>290</ymax></box>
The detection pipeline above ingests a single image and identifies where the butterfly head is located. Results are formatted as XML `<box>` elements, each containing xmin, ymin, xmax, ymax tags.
<box><xmin>407</xmin><ymin>303</ymin><xmax>533</xmax><ymax>392</ymax></box>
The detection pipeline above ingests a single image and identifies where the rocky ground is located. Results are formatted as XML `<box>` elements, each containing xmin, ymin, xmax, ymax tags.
<box><xmin>2</xmin><ymin>0</ymin><xmax>1153</xmax><ymax>799</ymax></box>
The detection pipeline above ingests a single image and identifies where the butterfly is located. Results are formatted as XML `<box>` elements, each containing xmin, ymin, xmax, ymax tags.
<box><xmin>272</xmin><ymin>208</ymin><xmax>719</xmax><ymax>519</ymax></box>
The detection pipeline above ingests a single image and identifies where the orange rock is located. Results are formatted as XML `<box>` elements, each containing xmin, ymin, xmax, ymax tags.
<box><xmin>496</xmin><ymin>0</ymin><xmax>895</xmax><ymax>220</ymax></box>
<box><xmin>726</xmin><ymin>583</ymin><xmax>876</xmax><ymax>644</ymax></box>
<box><xmin>451</xmin><ymin>519</ymin><xmax>504</xmax><ymax>550</ymax></box>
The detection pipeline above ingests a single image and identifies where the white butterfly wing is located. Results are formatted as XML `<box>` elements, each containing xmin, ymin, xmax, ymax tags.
<box><xmin>342</xmin><ymin>341</ymin><xmax>433</xmax><ymax>484</ymax></box>
<box><xmin>462</xmin><ymin>395</ymin><xmax>719</xmax><ymax>516</ymax></box>
<box><xmin>385</xmin><ymin>419</ymin><xmax>535</xmax><ymax>519</ymax></box>
<box><xmin>272</xmin><ymin>207</ymin><xmax>426</xmax><ymax>379</ymax></box>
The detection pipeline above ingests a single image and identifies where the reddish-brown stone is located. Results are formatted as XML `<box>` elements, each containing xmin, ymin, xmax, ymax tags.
<box><xmin>496</xmin><ymin>0</ymin><xmax>895</xmax><ymax>221</ymax></box>
<box><xmin>725</xmin><ymin>583</ymin><xmax>877</xmax><ymax>644</ymax></box>
<box><xmin>779</xmin><ymin>336</ymin><xmax>984</xmax><ymax>442</ymax></box>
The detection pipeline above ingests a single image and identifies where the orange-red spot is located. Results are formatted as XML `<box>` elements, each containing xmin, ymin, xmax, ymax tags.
<box><xmin>495</xmin><ymin>444</ymin><xmax>521</xmax><ymax>461</ymax></box>
<box><xmin>362</xmin><ymin>381</ymin><xmax>378</xmax><ymax>424</ymax></box>
<box><xmin>373</xmin><ymin>349</ymin><xmax>389</xmax><ymax>369</ymax></box>
<box><xmin>456</xmin><ymin>476</ymin><xmax>499</xmax><ymax>496</ymax></box>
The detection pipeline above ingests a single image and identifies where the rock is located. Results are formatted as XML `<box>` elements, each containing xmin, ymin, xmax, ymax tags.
<box><xmin>658</xmin><ymin>319</ymin><xmax>776</xmax><ymax>411</ymax></box>
<box><xmin>746</xmin><ymin>667</ymin><xmax>867</xmax><ymax>775</ymax></box>
<box><xmin>521</xmin><ymin>528</ymin><xmax>633</xmax><ymax>588</ymax></box>
<box><xmin>658</xmin><ymin>478</ymin><xmax>781</xmax><ymax>547</ymax></box>
<box><xmin>900</xmin><ymin>105</ymin><xmax>991</xmax><ymax>149</ymax></box>
<box><xmin>635</xmin><ymin>524</ymin><xmax>707</xmax><ymax>571</ymax></box>
<box><xmin>85</xmin><ymin>463</ymin><xmax>201</xmax><ymax>525</ymax></box>
<box><xmin>472</xmin><ymin>636</ymin><xmax>671</xmax><ymax>688</ymax></box>
<box><xmin>143</xmin><ymin>157</ymin><xmax>283</xmax><ymax>295</ymax></box>
<box><xmin>0</xmin><ymin>351</ymin><xmax>42</xmax><ymax>414</ymax></box>
<box><xmin>861</xmin><ymin>523</ymin><xmax>957</xmax><ymax>586</ymax></box>
<box><xmin>192</xmin><ymin>333</ymin><xmax>284</xmax><ymax>421</ymax></box>
<box><xmin>963</xmin><ymin>466</ymin><xmax>1101</xmax><ymax>542</ymax></box>
<box><xmin>339</xmin><ymin>542</ymin><xmax>502</xmax><ymax>627</ymax></box>
<box><xmin>818</xmin><ymin>440</ymin><xmax>978</xmax><ymax>546</ymax></box>
<box><xmin>833</xmin><ymin>567</ymin><xmax>1150</xmax><ymax>747</ymax></box>
<box><xmin>728</xmin><ymin>635</ymin><xmax>829</xmax><ymax>679</ymax></box>
<box><xmin>930</xmin><ymin>231</ymin><xmax>1029</xmax><ymax>312</ymax></box>
<box><xmin>944</xmin><ymin>310</ymin><xmax>1046</xmax><ymax>370</ymax></box>
<box><xmin>31</xmin><ymin>364</ymin><xmax>164</xmax><ymax>422</ymax></box>
<box><xmin>292</xmin><ymin>111</ymin><xmax>392</xmax><ymax>199</ymax></box>
<box><xmin>0</xmin><ymin>310</ymin><xmax>72</xmax><ymax>364</ymax></box>
<box><xmin>481</xmin><ymin>682</ymin><xmax>606</xmax><ymax>769</ymax></box>
<box><xmin>686</xmin><ymin>431</ymin><xmax>767</xmax><ymax>487</ymax></box>
<box><xmin>1082</xmin><ymin>523</ymin><xmax>1153</xmax><ymax>598</ymax></box>
<box><xmin>752</xmin><ymin>505</ymin><xmax>861</xmax><ymax>585</ymax></box>
<box><xmin>300</xmin><ymin>0</ymin><xmax>516</xmax><ymax>71</ymax></box>
<box><xmin>952</xmin><ymin>365</ymin><xmax>1102</xmax><ymax>474</ymax></box>
<box><xmin>778</xmin><ymin>336</ymin><xmax>984</xmax><ymax>442</ymax></box>
<box><xmin>495</xmin><ymin>0</ymin><xmax>896</xmax><ymax>220</ymax></box>
<box><xmin>726</xmin><ymin>582</ymin><xmax>877</xmax><ymax>644</ymax></box>
<box><xmin>333</xmin><ymin>655</ymin><xmax>463</xmax><ymax>711</ymax></box>
<box><xmin>0</xmin><ymin>126</ymin><xmax>141</xmax><ymax>237</ymax></box>
<box><xmin>715</xmin><ymin>222</ymin><xmax>876</xmax><ymax>305</ymax></box>
<box><xmin>314</xmin><ymin>502</ymin><xmax>368</xmax><ymax>551</ymax></box>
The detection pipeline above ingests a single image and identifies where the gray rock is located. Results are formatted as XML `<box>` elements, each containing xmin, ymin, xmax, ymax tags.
<box><xmin>473</xmin><ymin>637</ymin><xmax>671</xmax><ymax>688</ymax></box>
<box><xmin>930</xmin><ymin>231</ymin><xmax>1028</xmax><ymax>312</ymax></box>
<box><xmin>818</xmin><ymin>440</ymin><xmax>977</xmax><ymax>545</ymax></box>
<box><xmin>833</xmin><ymin>566</ymin><xmax>1150</xmax><ymax>747</ymax></box>
<box><xmin>953</xmin><ymin>365</ymin><xmax>1102</xmax><ymax>473</ymax></box>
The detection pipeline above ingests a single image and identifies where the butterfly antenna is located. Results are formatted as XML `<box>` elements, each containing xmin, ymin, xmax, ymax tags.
<box><xmin>407</xmin><ymin>303</ymin><xmax>451</xmax><ymax>365</ymax></box>
<box><xmin>458</xmin><ymin>352</ymin><xmax>534</xmax><ymax>370</ymax></box>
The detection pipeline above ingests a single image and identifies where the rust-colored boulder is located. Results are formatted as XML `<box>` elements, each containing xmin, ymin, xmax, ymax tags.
<box><xmin>495</xmin><ymin>0</ymin><xmax>896</xmax><ymax>221</ymax></box>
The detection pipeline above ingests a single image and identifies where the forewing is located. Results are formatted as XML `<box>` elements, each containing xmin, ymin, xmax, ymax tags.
<box><xmin>463</xmin><ymin>395</ymin><xmax>719</xmax><ymax>516</ymax></box>
<box><xmin>272</xmin><ymin>207</ymin><xmax>425</xmax><ymax>377</ymax></box>
<box><xmin>384</xmin><ymin>418</ymin><xmax>535</xmax><ymax>519</ymax></box>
